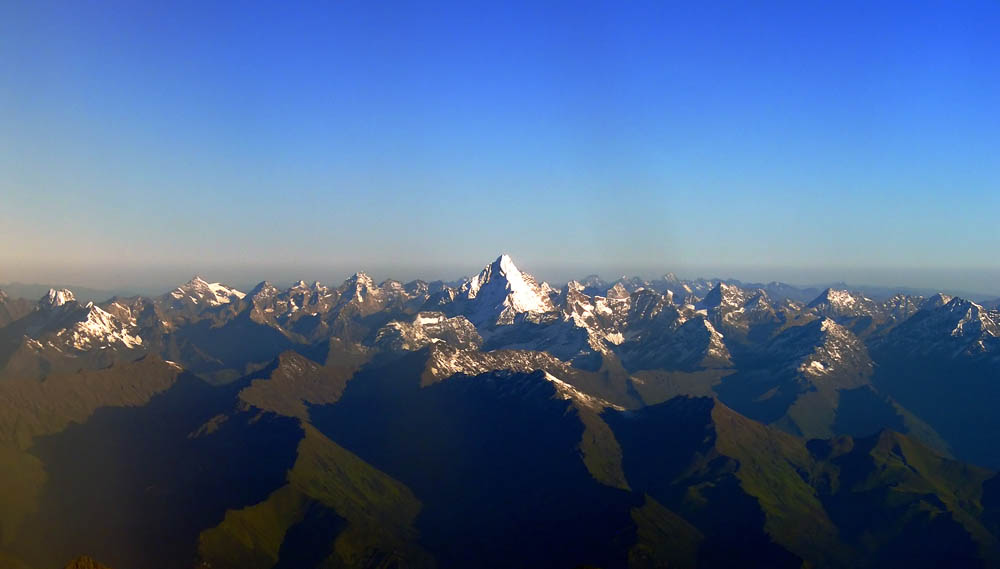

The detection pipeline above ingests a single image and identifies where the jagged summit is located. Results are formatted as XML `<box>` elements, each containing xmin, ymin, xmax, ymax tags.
<box><xmin>40</xmin><ymin>288</ymin><xmax>76</xmax><ymax>308</ymax></box>
<box><xmin>341</xmin><ymin>272</ymin><xmax>377</xmax><ymax>291</ymax></box>
<box><xmin>290</xmin><ymin>279</ymin><xmax>327</xmax><ymax>293</ymax></box>
<box><xmin>764</xmin><ymin>316</ymin><xmax>872</xmax><ymax>382</ymax></box>
<box><xmin>346</xmin><ymin>272</ymin><xmax>374</xmax><ymax>283</ymax></box>
<box><xmin>58</xmin><ymin>302</ymin><xmax>143</xmax><ymax>350</ymax></box>
<box><xmin>340</xmin><ymin>272</ymin><xmax>379</xmax><ymax>302</ymax></box>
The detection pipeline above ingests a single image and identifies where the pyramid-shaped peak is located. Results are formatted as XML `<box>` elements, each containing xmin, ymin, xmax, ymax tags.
<box><xmin>923</xmin><ymin>292</ymin><xmax>954</xmax><ymax>309</ymax></box>
<box><xmin>461</xmin><ymin>254</ymin><xmax>553</xmax><ymax>324</ymax></box>
<box><xmin>340</xmin><ymin>272</ymin><xmax>380</xmax><ymax>303</ymax></box>
<box><xmin>468</xmin><ymin>254</ymin><xmax>540</xmax><ymax>293</ymax></box>
<box><xmin>249</xmin><ymin>281</ymin><xmax>277</xmax><ymax>296</ymax></box>
<box><xmin>809</xmin><ymin>288</ymin><xmax>849</xmax><ymax>307</ymax></box>
<box><xmin>942</xmin><ymin>296</ymin><xmax>982</xmax><ymax>312</ymax></box>
<box><xmin>343</xmin><ymin>272</ymin><xmax>377</xmax><ymax>292</ymax></box>
<box><xmin>606</xmin><ymin>282</ymin><xmax>630</xmax><ymax>299</ymax></box>
<box><xmin>702</xmin><ymin>282</ymin><xmax>747</xmax><ymax>308</ymax></box>
<box><xmin>492</xmin><ymin>253</ymin><xmax>521</xmax><ymax>274</ymax></box>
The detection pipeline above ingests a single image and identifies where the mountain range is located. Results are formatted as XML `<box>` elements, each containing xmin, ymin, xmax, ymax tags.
<box><xmin>1</xmin><ymin>254</ymin><xmax>999</xmax><ymax>568</ymax></box>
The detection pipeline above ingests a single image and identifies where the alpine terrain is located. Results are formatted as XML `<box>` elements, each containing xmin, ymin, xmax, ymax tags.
<box><xmin>1</xmin><ymin>255</ymin><xmax>999</xmax><ymax>569</ymax></box>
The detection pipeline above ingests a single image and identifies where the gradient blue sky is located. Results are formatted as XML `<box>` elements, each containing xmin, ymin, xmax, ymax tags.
<box><xmin>2</xmin><ymin>1</ymin><xmax>998</xmax><ymax>293</ymax></box>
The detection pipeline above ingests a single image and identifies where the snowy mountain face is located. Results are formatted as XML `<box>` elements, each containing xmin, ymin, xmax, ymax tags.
<box><xmin>459</xmin><ymin>254</ymin><xmax>555</xmax><ymax>326</ymax></box>
<box><xmin>700</xmin><ymin>282</ymin><xmax>751</xmax><ymax>311</ymax></box>
<box><xmin>0</xmin><ymin>290</ymin><xmax>150</xmax><ymax>380</ymax></box>
<box><xmin>40</xmin><ymin>288</ymin><xmax>76</xmax><ymax>309</ymax></box>
<box><xmin>552</xmin><ymin>281</ymin><xmax>636</xmax><ymax>354</ymax></box>
<box><xmin>55</xmin><ymin>302</ymin><xmax>144</xmax><ymax>351</ymax></box>
<box><xmin>923</xmin><ymin>293</ymin><xmax>954</xmax><ymax>310</ymax></box>
<box><xmin>375</xmin><ymin>312</ymin><xmax>482</xmax><ymax>352</ymax></box>
<box><xmin>340</xmin><ymin>272</ymin><xmax>380</xmax><ymax>302</ymax></box>
<box><xmin>767</xmin><ymin>317</ymin><xmax>872</xmax><ymax>386</ymax></box>
<box><xmin>807</xmin><ymin>288</ymin><xmax>880</xmax><ymax>318</ymax></box>
<box><xmin>697</xmin><ymin>283</ymin><xmax>784</xmax><ymax>334</ymax></box>
<box><xmin>616</xmin><ymin>310</ymin><xmax>732</xmax><ymax>372</ymax></box>
<box><xmin>165</xmin><ymin>277</ymin><xmax>246</xmax><ymax>308</ymax></box>
<box><xmin>881</xmin><ymin>294</ymin><xmax>926</xmax><ymax>321</ymax></box>
<box><xmin>799</xmin><ymin>288</ymin><xmax>935</xmax><ymax>339</ymax></box>
<box><xmin>31</xmin><ymin>291</ymin><xmax>145</xmax><ymax>353</ymax></box>
<box><xmin>879</xmin><ymin>297</ymin><xmax>1000</xmax><ymax>357</ymax></box>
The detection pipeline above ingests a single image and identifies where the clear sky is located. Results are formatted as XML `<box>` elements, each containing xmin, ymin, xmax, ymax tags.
<box><xmin>2</xmin><ymin>1</ymin><xmax>998</xmax><ymax>294</ymax></box>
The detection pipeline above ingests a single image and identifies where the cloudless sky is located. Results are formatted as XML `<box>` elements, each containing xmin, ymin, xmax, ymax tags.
<box><xmin>2</xmin><ymin>1</ymin><xmax>998</xmax><ymax>293</ymax></box>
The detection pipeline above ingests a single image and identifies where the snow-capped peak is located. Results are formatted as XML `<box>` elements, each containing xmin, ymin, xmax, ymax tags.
<box><xmin>342</xmin><ymin>272</ymin><xmax>379</xmax><ymax>301</ymax></box>
<box><xmin>810</xmin><ymin>288</ymin><xmax>868</xmax><ymax>309</ymax></box>
<box><xmin>701</xmin><ymin>282</ymin><xmax>748</xmax><ymax>309</ymax></box>
<box><xmin>606</xmin><ymin>283</ymin><xmax>630</xmax><ymax>300</ymax></box>
<box><xmin>169</xmin><ymin>276</ymin><xmax>246</xmax><ymax>306</ymax></box>
<box><xmin>40</xmin><ymin>288</ymin><xmax>76</xmax><ymax>308</ymax></box>
<box><xmin>461</xmin><ymin>254</ymin><xmax>554</xmax><ymax>325</ymax></box>
<box><xmin>923</xmin><ymin>293</ymin><xmax>954</xmax><ymax>310</ymax></box>
<box><xmin>939</xmin><ymin>298</ymin><xmax>998</xmax><ymax>339</ymax></box>
<box><xmin>209</xmin><ymin>282</ymin><xmax>245</xmax><ymax>300</ymax></box>
<box><xmin>57</xmin><ymin>303</ymin><xmax>143</xmax><ymax>350</ymax></box>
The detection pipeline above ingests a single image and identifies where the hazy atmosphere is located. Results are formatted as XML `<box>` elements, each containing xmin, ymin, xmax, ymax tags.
<box><xmin>3</xmin><ymin>1</ymin><xmax>998</xmax><ymax>295</ymax></box>
<box><xmin>4</xmin><ymin>3</ymin><xmax>1000</xmax><ymax>569</ymax></box>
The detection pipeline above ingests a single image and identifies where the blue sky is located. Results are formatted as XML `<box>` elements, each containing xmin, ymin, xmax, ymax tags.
<box><xmin>1</xmin><ymin>1</ymin><xmax>998</xmax><ymax>293</ymax></box>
